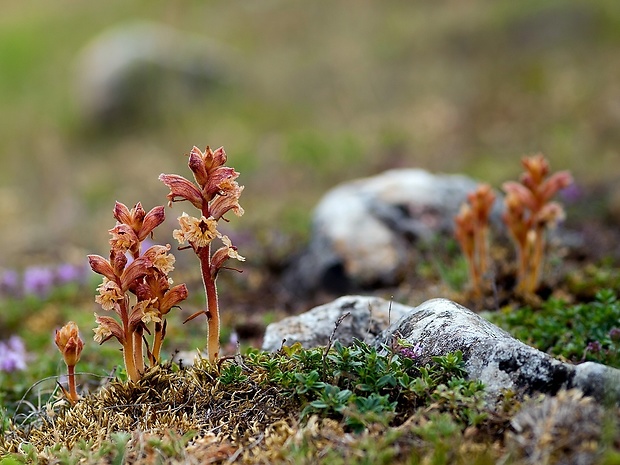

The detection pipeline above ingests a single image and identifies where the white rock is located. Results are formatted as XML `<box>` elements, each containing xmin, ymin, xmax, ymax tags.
<box><xmin>263</xmin><ymin>295</ymin><xmax>620</xmax><ymax>404</ymax></box>
<box><xmin>261</xmin><ymin>295</ymin><xmax>411</xmax><ymax>352</ymax></box>
<box><xmin>283</xmin><ymin>169</ymin><xmax>502</xmax><ymax>296</ymax></box>
<box><xmin>377</xmin><ymin>297</ymin><xmax>620</xmax><ymax>404</ymax></box>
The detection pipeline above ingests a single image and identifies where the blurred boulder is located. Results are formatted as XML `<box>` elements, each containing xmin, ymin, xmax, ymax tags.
<box><xmin>261</xmin><ymin>295</ymin><xmax>410</xmax><ymax>352</ymax></box>
<box><xmin>74</xmin><ymin>20</ymin><xmax>237</xmax><ymax>127</ymax></box>
<box><xmin>282</xmin><ymin>169</ymin><xmax>503</xmax><ymax>297</ymax></box>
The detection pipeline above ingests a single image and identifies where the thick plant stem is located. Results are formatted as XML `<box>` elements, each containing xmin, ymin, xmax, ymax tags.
<box><xmin>123</xmin><ymin>340</ymin><xmax>140</xmax><ymax>382</ymax></box>
<box><xmin>199</xmin><ymin>244</ymin><xmax>220</xmax><ymax>363</ymax></box>
<box><xmin>525</xmin><ymin>227</ymin><xmax>545</xmax><ymax>294</ymax></box>
<box><xmin>152</xmin><ymin>323</ymin><xmax>164</xmax><ymax>364</ymax></box>
<box><xmin>67</xmin><ymin>365</ymin><xmax>78</xmax><ymax>404</ymax></box>
<box><xmin>133</xmin><ymin>330</ymin><xmax>145</xmax><ymax>375</ymax></box>
<box><xmin>119</xmin><ymin>297</ymin><xmax>140</xmax><ymax>382</ymax></box>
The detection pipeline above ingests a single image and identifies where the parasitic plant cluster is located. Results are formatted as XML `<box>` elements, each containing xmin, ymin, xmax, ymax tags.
<box><xmin>55</xmin><ymin>144</ymin><xmax>244</xmax><ymax>399</ymax></box>
<box><xmin>455</xmin><ymin>154</ymin><xmax>572</xmax><ymax>297</ymax></box>
<box><xmin>159</xmin><ymin>146</ymin><xmax>245</xmax><ymax>363</ymax></box>
<box><xmin>454</xmin><ymin>184</ymin><xmax>496</xmax><ymax>297</ymax></box>
<box><xmin>502</xmin><ymin>154</ymin><xmax>573</xmax><ymax>295</ymax></box>
<box><xmin>88</xmin><ymin>202</ymin><xmax>188</xmax><ymax>382</ymax></box>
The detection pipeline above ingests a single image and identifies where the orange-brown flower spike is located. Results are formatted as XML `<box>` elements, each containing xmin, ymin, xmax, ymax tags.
<box><xmin>161</xmin><ymin>144</ymin><xmax>244</xmax><ymax>363</ymax></box>
<box><xmin>454</xmin><ymin>183</ymin><xmax>496</xmax><ymax>297</ymax></box>
<box><xmin>114</xmin><ymin>202</ymin><xmax>166</xmax><ymax>244</ymax></box>
<box><xmin>55</xmin><ymin>321</ymin><xmax>84</xmax><ymax>404</ymax></box>
<box><xmin>90</xmin><ymin>199</ymin><xmax>189</xmax><ymax>381</ymax></box>
<box><xmin>502</xmin><ymin>153</ymin><xmax>573</xmax><ymax>295</ymax></box>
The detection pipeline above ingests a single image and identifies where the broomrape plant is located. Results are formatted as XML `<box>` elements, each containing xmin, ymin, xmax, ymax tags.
<box><xmin>455</xmin><ymin>154</ymin><xmax>572</xmax><ymax>297</ymax></box>
<box><xmin>454</xmin><ymin>184</ymin><xmax>496</xmax><ymax>297</ymax></box>
<box><xmin>54</xmin><ymin>321</ymin><xmax>84</xmax><ymax>404</ymax></box>
<box><xmin>502</xmin><ymin>154</ymin><xmax>573</xmax><ymax>295</ymax></box>
<box><xmin>160</xmin><ymin>145</ymin><xmax>245</xmax><ymax>363</ymax></box>
<box><xmin>88</xmin><ymin>201</ymin><xmax>188</xmax><ymax>382</ymax></box>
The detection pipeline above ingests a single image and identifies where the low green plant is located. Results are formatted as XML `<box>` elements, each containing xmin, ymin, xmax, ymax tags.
<box><xmin>241</xmin><ymin>340</ymin><xmax>487</xmax><ymax>434</ymax></box>
<box><xmin>489</xmin><ymin>289</ymin><xmax>620</xmax><ymax>367</ymax></box>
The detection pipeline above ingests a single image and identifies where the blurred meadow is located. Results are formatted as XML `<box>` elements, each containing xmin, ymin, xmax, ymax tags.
<box><xmin>2</xmin><ymin>0</ymin><xmax>620</xmax><ymax>397</ymax></box>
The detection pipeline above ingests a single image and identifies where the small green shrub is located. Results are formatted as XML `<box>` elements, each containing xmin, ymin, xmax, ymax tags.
<box><xmin>489</xmin><ymin>289</ymin><xmax>620</xmax><ymax>367</ymax></box>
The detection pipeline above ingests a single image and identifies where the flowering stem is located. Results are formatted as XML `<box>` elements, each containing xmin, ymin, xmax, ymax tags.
<box><xmin>67</xmin><ymin>364</ymin><xmax>78</xmax><ymax>404</ymax></box>
<box><xmin>525</xmin><ymin>227</ymin><xmax>545</xmax><ymax>294</ymax></box>
<box><xmin>199</xmin><ymin>244</ymin><xmax>220</xmax><ymax>362</ymax></box>
<box><xmin>152</xmin><ymin>323</ymin><xmax>164</xmax><ymax>364</ymax></box>
<box><xmin>133</xmin><ymin>329</ymin><xmax>145</xmax><ymax>375</ymax></box>
<box><xmin>119</xmin><ymin>297</ymin><xmax>139</xmax><ymax>382</ymax></box>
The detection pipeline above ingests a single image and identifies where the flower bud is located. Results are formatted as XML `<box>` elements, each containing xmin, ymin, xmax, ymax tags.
<box><xmin>55</xmin><ymin>321</ymin><xmax>84</xmax><ymax>367</ymax></box>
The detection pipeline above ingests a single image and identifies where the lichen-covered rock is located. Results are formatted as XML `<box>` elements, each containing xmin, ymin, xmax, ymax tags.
<box><xmin>261</xmin><ymin>295</ymin><xmax>411</xmax><ymax>352</ymax></box>
<box><xmin>375</xmin><ymin>297</ymin><xmax>620</xmax><ymax>404</ymax></box>
<box><xmin>263</xmin><ymin>295</ymin><xmax>620</xmax><ymax>405</ymax></box>
<box><xmin>282</xmin><ymin>169</ymin><xmax>503</xmax><ymax>297</ymax></box>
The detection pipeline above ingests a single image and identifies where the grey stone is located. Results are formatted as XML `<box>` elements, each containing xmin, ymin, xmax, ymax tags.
<box><xmin>282</xmin><ymin>169</ymin><xmax>503</xmax><ymax>297</ymax></box>
<box><xmin>261</xmin><ymin>295</ymin><xmax>411</xmax><ymax>352</ymax></box>
<box><xmin>74</xmin><ymin>20</ymin><xmax>238</xmax><ymax>126</ymax></box>
<box><xmin>375</xmin><ymin>297</ymin><xmax>620</xmax><ymax>404</ymax></box>
<box><xmin>263</xmin><ymin>295</ymin><xmax>620</xmax><ymax>405</ymax></box>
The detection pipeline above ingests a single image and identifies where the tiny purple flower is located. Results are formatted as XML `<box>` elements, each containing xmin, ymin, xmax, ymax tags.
<box><xmin>586</xmin><ymin>341</ymin><xmax>603</xmax><ymax>353</ymax></box>
<box><xmin>609</xmin><ymin>328</ymin><xmax>620</xmax><ymax>342</ymax></box>
<box><xmin>559</xmin><ymin>183</ymin><xmax>582</xmax><ymax>204</ymax></box>
<box><xmin>55</xmin><ymin>263</ymin><xmax>88</xmax><ymax>285</ymax></box>
<box><xmin>398</xmin><ymin>342</ymin><xmax>423</xmax><ymax>360</ymax></box>
<box><xmin>23</xmin><ymin>266</ymin><xmax>54</xmax><ymax>298</ymax></box>
<box><xmin>0</xmin><ymin>269</ymin><xmax>20</xmax><ymax>298</ymax></box>
<box><xmin>229</xmin><ymin>330</ymin><xmax>239</xmax><ymax>347</ymax></box>
<box><xmin>0</xmin><ymin>336</ymin><xmax>27</xmax><ymax>372</ymax></box>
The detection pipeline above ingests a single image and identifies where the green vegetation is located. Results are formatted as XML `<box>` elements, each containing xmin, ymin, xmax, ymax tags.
<box><xmin>489</xmin><ymin>289</ymin><xmax>620</xmax><ymax>368</ymax></box>
<box><xmin>0</xmin><ymin>342</ymin><xmax>494</xmax><ymax>464</ymax></box>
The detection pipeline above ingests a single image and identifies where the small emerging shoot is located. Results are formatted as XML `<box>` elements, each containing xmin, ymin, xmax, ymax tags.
<box><xmin>54</xmin><ymin>321</ymin><xmax>84</xmax><ymax>404</ymax></box>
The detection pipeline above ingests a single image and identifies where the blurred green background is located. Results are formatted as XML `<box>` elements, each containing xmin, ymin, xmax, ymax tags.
<box><xmin>1</xmin><ymin>0</ymin><xmax>620</xmax><ymax>269</ymax></box>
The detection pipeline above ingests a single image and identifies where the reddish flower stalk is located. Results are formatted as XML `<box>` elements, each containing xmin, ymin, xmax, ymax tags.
<box><xmin>454</xmin><ymin>184</ymin><xmax>496</xmax><ymax>296</ymax></box>
<box><xmin>89</xmin><ymin>202</ymin><xmax>188</xmax><ymax>382</ymax></box>
<box><xmin>502</xmin><ymin>154</ymin><xmax>573</xmax><ymax>295</ymax></box>
<box><xmin>54</xmin><ymin>321</ymin><xmax>84</xmax><ymax>404</ymax></box>
<box><xmin>160</xmin><ymin>146</ymin><xmax>245</xmax><ymax>363</ymax></box>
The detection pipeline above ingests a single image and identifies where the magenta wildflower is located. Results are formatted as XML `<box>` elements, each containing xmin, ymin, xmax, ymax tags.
<box><xmin>55</xmin><ymin>263</ymin><xmax>88</xmax><ymax>285</ymax></box>
<box><xmin>398</xmin><ymin>342</ymin><xmax>423</xmax><ymax>360</ymax></box>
